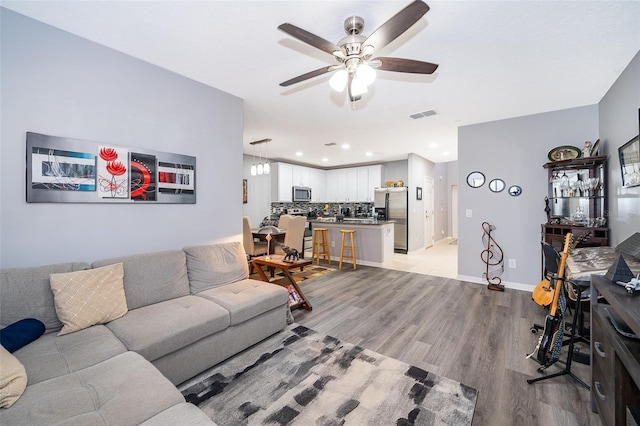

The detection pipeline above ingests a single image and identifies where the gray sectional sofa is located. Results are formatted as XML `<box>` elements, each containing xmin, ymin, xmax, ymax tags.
<box><xmin>0</xmin><ymin>241</ymin><xmax>289</xmax><ymax>425</ymax></box>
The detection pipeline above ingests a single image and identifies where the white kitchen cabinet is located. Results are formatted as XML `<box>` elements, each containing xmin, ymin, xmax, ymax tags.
<box><xmin>292</xmin><ymin>165</ymin><xmax>310</xmax><ymax>187</ymax></box>
<box><xmin>325</xmin><ymin>169</ymin><xmax>347</xmax><ymax>202</ymax></box>
<box><xmin>273</xmin><ymin>162</ymin><xmax>382</xmax><ymax>203</ymax></box>
<box><xmin>356</xmin><ymin>167</ymin><xmax>369</xmax><ymax>201</ymax></box>
<box><xmin>309</xmin><ymin>168</ymin><xmax>325</xmax><ymax>202</ymax></box>
<box><xmin>346</xmin><ymin>169</ymin><xmax>358</xmax><ymax>201</ymax></box>
<box><xmin>367</xmin><ymin>165</ymin><xmax>382</xmax><ymax>201</ymax></box>
<box><xmin>336</xmin><ymin>169</ymin><xmax>348</xmax><ymax>202</ymax></box>
<box><xmin>271</xmin><ymin>162</ymin><xmax>293</xmax><ymax>202</ymax></box>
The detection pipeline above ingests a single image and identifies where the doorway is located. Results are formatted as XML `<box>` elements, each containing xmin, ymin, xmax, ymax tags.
<box><xmin>451</xmin><ymin>185</ymin><xmax>458</xmax><ymax>239</ymax></box>
<box><xmin>424</xmin><ymin>176</ymin><xmax>434</xmax><ymax>248</ymax></box>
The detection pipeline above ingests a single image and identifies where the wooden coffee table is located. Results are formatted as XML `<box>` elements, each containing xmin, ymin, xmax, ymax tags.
<box><xmin>252</xmin><ymin>255</ymin><xmax>313</xmax><ymax>311</ymax></box>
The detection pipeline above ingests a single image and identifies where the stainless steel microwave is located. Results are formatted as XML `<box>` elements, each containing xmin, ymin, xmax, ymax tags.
<box><xmin>292</xmin><ymin>186</ymin><xmax>312</xmax><ymax>202</ymax></box>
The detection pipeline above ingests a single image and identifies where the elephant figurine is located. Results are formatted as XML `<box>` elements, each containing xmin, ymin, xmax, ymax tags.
<box><xmin>282</xmin><ymin>246</ymin><xmax>300</xmax><ymax>262</ymax></box>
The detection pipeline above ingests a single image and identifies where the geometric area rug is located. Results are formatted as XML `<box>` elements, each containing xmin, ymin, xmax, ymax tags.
<box><xmin>179</xmin><ymin>324</ymin><xmax>478</xmax><ymax>425</ymax></box>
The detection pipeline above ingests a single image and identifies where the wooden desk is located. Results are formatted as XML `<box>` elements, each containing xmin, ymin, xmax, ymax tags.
<box><xmin>252</xmin><ymin>256</ymin><xmax>312</xmax><ymax>311</ymax></box>
<box><xmin>590</xmin><ymin>275</ymin><xmax>640</xmax><ymax>425</ymax></box>
<box><xmin>567</xmin><ymin>246</ymin><xmax>640</xmax><ymax>281</ymax></box>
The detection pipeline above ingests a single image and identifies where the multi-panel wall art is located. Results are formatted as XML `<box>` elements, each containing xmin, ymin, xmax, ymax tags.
<box><xmin>26</xmin><ymin>132</ymin><xmax>196</xmax><ymax>203</ymax></box>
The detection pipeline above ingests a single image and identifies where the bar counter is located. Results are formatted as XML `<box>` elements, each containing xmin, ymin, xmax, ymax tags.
<box><xmin>308</xmin><ymin>219</ymin><xmax>394</xmax><ymax>267</ymax></box>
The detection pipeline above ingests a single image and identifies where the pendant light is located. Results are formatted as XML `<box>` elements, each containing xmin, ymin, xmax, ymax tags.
<box><xmin>250</xmin><ymin>145</ymin><xmax>257</xmax><ymax>176</ymax></box>
<box><xmin>257</xmin><ymin>143</ymin><xmax>264</xmax><ymax>175</ymax></box>
<box><xmin>249</xmin><ymin>138</ymin><xmax>272</xmax><ymax>177</ymax></box>
<box><xmin>263</xmin><ymin>140</ymin><xmax>270</xmax><ymax>174</ymax></box>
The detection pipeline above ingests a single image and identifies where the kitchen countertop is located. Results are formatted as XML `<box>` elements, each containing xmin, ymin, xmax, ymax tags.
<box><xmin>307</xmin><ymin>218</ymin><xmax>395</xmax><ymax>226</ymax></box>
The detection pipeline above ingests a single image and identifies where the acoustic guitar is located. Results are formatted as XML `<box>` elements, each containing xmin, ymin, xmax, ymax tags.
<box><xmin>531</xmin><ymin>232</ymin><xmax>590</xmax><ymax>307</ymax></box>
<box><xmin>533</xmin><ymin>233</ymin><xmax>572</xmax><ymax>366</ymax></box>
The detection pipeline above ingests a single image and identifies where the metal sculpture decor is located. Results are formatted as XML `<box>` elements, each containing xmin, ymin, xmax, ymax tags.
<box><xmin>481</xmin><ymin>221</ymin><xmax>505</xmax><ymax>292</ymax></box>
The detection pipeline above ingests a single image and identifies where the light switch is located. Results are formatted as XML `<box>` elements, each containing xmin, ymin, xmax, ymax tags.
<box><xmin>466</xmin><ymin>209</ymin><xmax>472</xmax><ymax>218</ymax></box>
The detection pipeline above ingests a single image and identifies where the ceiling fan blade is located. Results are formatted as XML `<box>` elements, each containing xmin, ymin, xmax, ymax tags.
<box><xmin>363</xmin><ymin>1</ymin><xmax>429</xmax><ymax>51</ymax></box>
<box><xmin>278</xmin><ymin>23</ymin><xmax>342</xmax><ymax>56</ymax></box>
<box><xmin>373</xmin><ymin>57</ymin><xmax>438</xmax><ymax>74</ymax></box>
<box><xmin>280</xmin><ymin>66</ymin><xmax>335</xmax><ymax>87</ymax></box>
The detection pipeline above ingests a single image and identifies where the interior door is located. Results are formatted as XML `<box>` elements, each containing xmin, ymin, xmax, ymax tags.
<box><xmin>424</xmin><ymin>176</ymin><xmax>434</xmax><ymax>248</ymax></box>
<box><xmin>451</xmin><ymin>185</ymin><xmax>459</xmax><ymax>239</ymax></box>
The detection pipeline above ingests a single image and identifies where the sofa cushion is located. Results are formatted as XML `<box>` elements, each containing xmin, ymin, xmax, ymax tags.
<box><xmin>0</xmin><ymin>318</ymin><xmax>45</xmax><ymax>353</ymax></box>
<box><xmin>92</xmin><ymin>250</ymin><xmax>190</xmax><ymax>310</ymax></box>
<box><xmin>139</xmin><ymin>402</ymin><xmax>216</xmax><ymax>425</ymax></box>
<box><xmin>196</xmin><ymin>279</ymin><xmax>288</xmax><ymax>326</ymax></box>
<box><xmin>0</xmin><ymin>262</ymin><xmax>91</xmax><ymax>333</ymax></box>
<box><xmin>0</xmin><ymin>351</ymin><xmax>185</xmax><ymax>426</ymax></box>
<box><xmin>0</xmin><ymin>346</ymin><xmax>27</xmax><ymax>408</ymax></box>
<box><xmin>183</xmin><ymin>242</ymin><xmax>249</xmax><ymax>293</ymax></box>
<box><xmin>50</xmin><ymin>263</ymin><xmax>128</xmax><ymax>336</ymax></box>
<box><xmin>13</xmin><ymin>324</ymin><xmax>127</xmax><ymax>385</ymax></box>
<box><xmin>106</xmin><ymin>296</ymin><xmax>230</xmax><ymax>361</ymax></box>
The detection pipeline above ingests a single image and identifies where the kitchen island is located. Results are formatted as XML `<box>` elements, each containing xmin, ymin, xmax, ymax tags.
<box><xmin>308</xmin><ymin>219</ymin><xmax>394</xmax><ymax>267</ymax></box>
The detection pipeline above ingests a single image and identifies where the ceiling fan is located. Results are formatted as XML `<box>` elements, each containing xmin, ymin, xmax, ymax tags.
<box><xmin>278</xmin><ymin>0</ymin><xmax>438</xmax><ymax>103</ymax></box>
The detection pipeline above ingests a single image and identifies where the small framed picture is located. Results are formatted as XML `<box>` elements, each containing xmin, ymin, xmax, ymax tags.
<box><xmin>416</xmin><ymin>187</ymin><xmax>422</xmax><ymax>200</ymax></box>
<box><xmin>242</xmin><ymin>179</ymin><xmax>248</xmax><ymax>203</ymax></box>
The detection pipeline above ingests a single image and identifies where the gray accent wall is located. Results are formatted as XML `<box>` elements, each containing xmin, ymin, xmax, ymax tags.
<box><xmin>1</xmin><ymin>9</ymin><xmax>243</xmax><ymax>268</ymax></box>
<box><xmin>458</xmin><ymin>105</ymin><xmax>599</xmax><ymax>289</ymax></box>
<box><xmin>458</xmin><ymin>50</ymin><xmax>639</xmax><ymax>290</ymax></box>
<box><xmin>599</xmin><ymin>51</ymin><xmax>640</xmax><ymax>245</ymax></box>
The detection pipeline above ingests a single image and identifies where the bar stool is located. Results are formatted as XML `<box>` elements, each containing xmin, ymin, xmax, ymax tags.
<box><xmin>339</xmin><ymin>230</ymin><xmax>356</xmax><ymax>270</ymax></box>
<box><xmin>312</xmin><ymin>228</ymin><xmax>330</xmax><ymax>265</ymax></box>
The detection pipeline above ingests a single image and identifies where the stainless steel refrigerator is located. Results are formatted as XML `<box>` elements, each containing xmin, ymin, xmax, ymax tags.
<box><xmin>374</xmin><ymin>187</ymin><xmax>408</xmax><ymax>253</ymax></box>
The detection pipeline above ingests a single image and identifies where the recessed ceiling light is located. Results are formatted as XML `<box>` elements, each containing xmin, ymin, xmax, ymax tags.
<box><xmin>322</xmin><ymin>158</ymin><xmax>329</xmax><ymax>162</ymax></box>
<box><xmin>365</xmin><ymin>152</ymin><xmax>373</xmax><ymax>157</ymax></box>
<box><xmin>429</xmin><ymin>143</ymin><xmax>438</xmax><ymax>148</ymax></box>
<box><xmin>295</xmin><ymin>152</ymin><xmax>303</xmax><ymax>156</ymax></box>
<box><xmin>341</xmin><ymin>144</ymin><xmax>350</xmax><ymax>150</ymax></box>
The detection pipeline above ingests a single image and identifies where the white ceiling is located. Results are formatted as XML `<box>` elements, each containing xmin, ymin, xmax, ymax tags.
<box><xmin>2</xmin><ymin>1</ymin><xmax>639</xmax><ymax>168</ymax></box>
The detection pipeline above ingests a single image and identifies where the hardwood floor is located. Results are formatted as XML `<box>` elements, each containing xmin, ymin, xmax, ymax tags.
<box><xmin>291</xmin><ymin>264</ymin><xmax>602</xmax><ymax>426</ymax></box>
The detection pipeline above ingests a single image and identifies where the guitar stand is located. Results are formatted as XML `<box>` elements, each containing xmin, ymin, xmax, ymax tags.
<box><xmin>527</xmin><ymin>282</ymin><xmax>590</xmax><ymax>389</ymax></box>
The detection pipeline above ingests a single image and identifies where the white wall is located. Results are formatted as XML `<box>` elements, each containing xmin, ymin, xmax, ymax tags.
<box><xmin>458</xmin><ymin>105</ymin><xmax>599</xmax><ymax>289</ymax></box>
<box><xmin>0</xmin><ymin>9</ymin><xmax>243</xmax><ymax>267</ymax></box>
<box><xmin>599</xmin><ymin>51</ymin><xmax>640</xmax><ymax>245</ymax></box>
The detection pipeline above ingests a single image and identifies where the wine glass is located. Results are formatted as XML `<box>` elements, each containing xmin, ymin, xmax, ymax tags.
<box><xmin>590</xmin><ymin>177</ymin><xmax>600</xmax><ymax>196</ymax></box>
<box><xmin>559</xmin><ymin>172</ymin><xmax>569</xmax><ymax>197</ymax></box>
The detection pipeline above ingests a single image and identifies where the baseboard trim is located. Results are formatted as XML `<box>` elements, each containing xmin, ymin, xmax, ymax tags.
<box><xmin>456</xmin><ymin>275</ymin><xmax>534</xmax><ymax>292</ymax></box>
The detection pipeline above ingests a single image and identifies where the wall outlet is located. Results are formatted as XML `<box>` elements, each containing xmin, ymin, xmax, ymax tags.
<box><xmin>508</xmin><ymin>259</ymin><xmax>516</xmax><ymax>268</ymax></box>
<box><xmin>331</xmin><ymin>241</ymin><xmax>335</xmax><ymax>248</ymax></box>
<box><xmin>466</xmin><ymin>209</ymin><xmax>472</xmax><ymax>218</ymax></box>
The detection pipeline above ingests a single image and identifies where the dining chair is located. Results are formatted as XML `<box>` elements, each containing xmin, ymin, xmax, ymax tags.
<box><xmin>277</xmin><ymin>214</ymin><xmax>294</xmax><ymax>232</ymax></box>
<box><xmin>275</xmin><ymin>216</ymin><xmax>306</xmax><ymax>257</ymax></box>
<box><xmin>243</xmin><ymin>216</ymin><xmax>268</xmax><ymax>272</ymax></box>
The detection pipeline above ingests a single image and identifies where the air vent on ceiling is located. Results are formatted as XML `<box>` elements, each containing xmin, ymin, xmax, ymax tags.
<box><xmin>324</xmin><ymin>142</ymin><xmax>337</xmax><ymax>146</ymax></box>
<box><xmin>409</xmin><ymin>110</ymin><xmax>436</xmax><ymax>119</ymax></box>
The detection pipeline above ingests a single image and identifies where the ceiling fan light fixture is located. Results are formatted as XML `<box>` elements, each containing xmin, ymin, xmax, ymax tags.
<box><xmin>329</xmin><ymin>69</ymin><xmax>348</xmax><ymax>92</ymax></box>
<box><xmin>356</xmin><ymin>63</ymin><xmax>376</xmax><ymax>86</ymax></box>
<box><xmin>350</xmin><ymin>76</ymin><xmax>368</xmax><ymax>97</ymax></box>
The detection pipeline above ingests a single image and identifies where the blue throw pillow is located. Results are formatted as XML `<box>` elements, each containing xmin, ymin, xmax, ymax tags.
<box><xmin>0</xmin><ymin>318</ymin><xmax>45</xmax><ymax>353</ymax></box>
